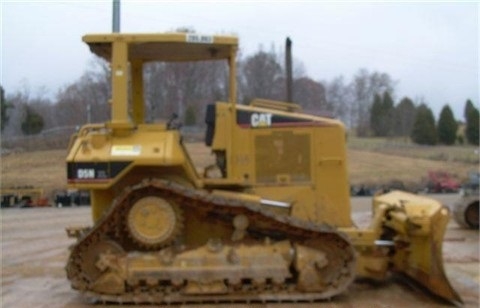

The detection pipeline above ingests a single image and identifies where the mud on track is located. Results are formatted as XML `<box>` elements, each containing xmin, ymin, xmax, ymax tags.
<box><xmin>1</xmin><ymin>194</ymin><xmax>478</xmax><ymax>308</ymax></box>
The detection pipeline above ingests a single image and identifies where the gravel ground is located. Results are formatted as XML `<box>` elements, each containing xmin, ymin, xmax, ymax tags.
<box><xmin>1</xmin><ymin>194</ymin><xmax>478</xmax><ymax>308</ymax></box>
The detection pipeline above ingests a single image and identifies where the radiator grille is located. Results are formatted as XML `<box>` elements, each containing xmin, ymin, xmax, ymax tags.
<box><xmin>255</xmin><ymin>131</ymin><xmax>310</xmax><ymax>183</ymax></box>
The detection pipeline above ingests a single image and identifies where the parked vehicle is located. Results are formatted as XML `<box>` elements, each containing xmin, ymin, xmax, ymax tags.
<box><xmin>453</xmin><ymin>171</ymin><xmax>479</xmax><ymax>229</ymax></box>
<box><xmin>54</xmin><ymin>190</ymin><xmax>90</xmax><ymax>207</ymax></box>
<box><xmin>426</xmin><ymin>170</ymin><xmax>461</xmax><ymax>193</ymax></box>
<box><xmin>1</xmin><ymin>187</ymin><xmax>50</xmax><ymax>208</ymax></box>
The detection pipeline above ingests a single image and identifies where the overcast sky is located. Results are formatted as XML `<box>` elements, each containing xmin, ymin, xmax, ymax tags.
<box><xmin>1</xmin><ymin>1</ymin><xmax>478</xmax><ymax>119</ymax></box>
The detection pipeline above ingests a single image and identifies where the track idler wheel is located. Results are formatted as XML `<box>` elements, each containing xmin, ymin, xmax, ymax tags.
<box><xmin>127</xmin><ymin>196</ymin><xmax>182</xmax><ymax>249</ymax></box>
<box><xmin>294</xmin><ymin>240</ymin><xmax>353</xmax><ymax>294</ymax></box>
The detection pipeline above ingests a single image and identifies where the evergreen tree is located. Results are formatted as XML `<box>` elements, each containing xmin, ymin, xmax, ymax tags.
<box><xmin>21</xmin><ymin>105</ymin><xmax>44</xmax><ymax>135</ymax></box>
<box><xmin>464</xmin><ymin>99</ymin><xmax>475</xmax><ymax>119</ymax></box>
<box><xmin>464</xmin><ymin>99</ymin><xmax>479</xmax><ymax>145</ymax></box>
<box><xmin>369</xmin><ymin>91</ymin><xmax>395</xmax><ymax>137</ymax></box>
<box><xmin>437</xmin><ymin>104</ymin><xmax>458</xmax><ymax>145</ymax></box>
<box><xmin>411</xmin><ymin>104</ymin><xmax>437</xmax><ymax>145</ymax></box>
<box><xmin>394</xmin><ymin>97</ymin><xmax>416</xmax><ymax>137</ymax></box>
<box><xmin>1</xmin><ymin>85</ymin><xmax>12</xmax><ymax>132</ymax></box>
<box><xmin>369</xmin><ymin>93</ymin><xmax>383</xmax><ymax>136</ymax></box>
<box><xmin>381</xmin><ymin>91</ymin><xmax>395</xmax><ymax>136</ymax></box>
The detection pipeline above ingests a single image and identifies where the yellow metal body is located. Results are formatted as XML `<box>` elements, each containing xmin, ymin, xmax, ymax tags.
<box><xmin>66</xmin><ymin>32</ymin><xmax>461</xmax><ymax>304</ymax></box>
<box><xmin>205</xmin><ymin>100</ymin><xmax>352</xmax><ymax>227</ymax></box>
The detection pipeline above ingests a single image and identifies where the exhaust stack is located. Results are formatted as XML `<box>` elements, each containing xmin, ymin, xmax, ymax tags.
<box><xmin>285</xmin><ymin>37</ymin><xmax>293</xmax><ymax>103</ymax></box>
<box><xmin>112</xmin><ymin>0</ymin><xmax>120</xmax><ymax>33</ymax></box>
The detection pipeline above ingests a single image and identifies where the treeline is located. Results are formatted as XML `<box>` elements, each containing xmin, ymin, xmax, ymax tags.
<box><xmin>370</xmin><ymin>92</ymin><xmax>479</xmax><ymax>145</ymax></box>
<box><xmin>1</xmin><ymin>45</ymin><xmax>478</xmax><ymax>146</ymax></box>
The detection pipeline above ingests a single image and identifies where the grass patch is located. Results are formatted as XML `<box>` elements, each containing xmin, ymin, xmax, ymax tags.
<box><xmin>348</xmin><ymin>136</ymin><xmax>479</xmax><ymax>164</ymax></box>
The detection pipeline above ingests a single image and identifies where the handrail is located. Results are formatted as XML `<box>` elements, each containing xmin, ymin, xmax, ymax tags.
<box><xmin>67</xmin><ymin>124</ymin><xmax>108</xmax><ymax>152</ymax></box>
<box><xmin>250</xmin><ymin>99</ymin><xmax>302</xmax><ymax>112</ymax></box>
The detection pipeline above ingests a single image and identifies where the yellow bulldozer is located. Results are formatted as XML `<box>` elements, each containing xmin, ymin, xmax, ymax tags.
<box><xmin>65</xmin><ymin>32</ymin><xmax>461</xmax><ymax>305</ymax></box>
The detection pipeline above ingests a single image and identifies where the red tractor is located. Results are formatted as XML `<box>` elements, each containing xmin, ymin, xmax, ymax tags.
<box><xmin>426</xmin><ymin>171</ymin><xmax>461</xmax><ymax>193</ymax></box>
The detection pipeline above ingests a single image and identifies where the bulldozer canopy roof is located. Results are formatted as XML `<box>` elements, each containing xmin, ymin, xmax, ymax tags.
<box><xmin>83</xmin><ymin>33</ymin><xmax>238</xmax><ymax>63</ymax></box>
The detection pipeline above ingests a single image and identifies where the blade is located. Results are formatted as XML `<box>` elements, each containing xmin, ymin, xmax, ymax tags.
<box><xmin>379</xmin><ymin>191</ymin><xmax>463</xmax><ymax>305</ymax></box>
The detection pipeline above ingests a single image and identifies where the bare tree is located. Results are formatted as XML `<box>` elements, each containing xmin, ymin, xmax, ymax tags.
<box><xmin>144</xmin><ymin>60</ymin><xmax>228</xmax><ymax>124</ymax></box>
<box><xmin>292</xmin><ymin>77</ymin><xmax>328</xmax><ymax>112</ymax></box>
<box><xmin>351</xmin><ymin>69</ymin><xmax>396</xmax><ymax>136</ymax></box>
<box><xmin>144</xmin><ymin>62</ymin><xmax>167</xmax><ymax>121</ymax></box>
<box><xmin>3</xmin><ymin>91</ymin><xmax>29</xmax><ymax>137</ymax></box>
<box><xmin>2</xmin><ymin>82</ymin><xmax>58</xmax><ymax>137</ymax></box>
<box><xmin>55</xmin><ymin>83</ymin><xmax>88</xmax><ymax>126</ymax></box>
<box><xmin>324</xmin><ymin>76</ymin><xmax>351</xmax><ymax>125</ymax></box>
<box><xmin>54</xmin><ymin>57</ymin><xmax>110</xmax><ymax>127</ymax></box>
<box><xmin>239</xmin><ymin>51</ymin><xmax>283</xmax><ymax>104</ymax></box>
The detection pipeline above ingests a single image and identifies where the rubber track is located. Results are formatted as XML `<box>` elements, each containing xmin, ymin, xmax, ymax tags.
<box><xmin>66</xmin><ymin>178</ymin><xmax>356</xmax><ymax>304</ymax></box>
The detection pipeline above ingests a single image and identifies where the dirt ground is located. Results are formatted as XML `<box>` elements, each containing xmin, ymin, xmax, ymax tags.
<box><xmin>1</xmin><ymin>194</ymin><xmax>478</xmax><ymax>308</ymax></box>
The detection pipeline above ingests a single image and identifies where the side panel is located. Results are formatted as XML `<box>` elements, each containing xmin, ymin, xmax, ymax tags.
<box><xmin>250</xmin><ymin>128</ymin><xmax>316</xmax><ymax>219</ymax></box>
<box><xmin>214</xmin><ymin>102</ymin><xmax>353</xmax><ymax>227</ymax></box>
<box><xmin>311</xmin><ymin>126</ymin><xmax>352</xmax><ymax>227</ymax></box>
<box><xmin>67</xmin><ymin>126</ymin><xmax>200</xmax><ymax>222</ymax></box>
<box><xmin>254</xmin><ymin>130</ymin><xmax>311</xmax><ymax>184</ymax></box>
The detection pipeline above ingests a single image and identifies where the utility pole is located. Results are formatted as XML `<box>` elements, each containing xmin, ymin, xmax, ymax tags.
<box><xmin>112</xmin><ymin>0</ymin><xmax>120</xmax><ymax>33</ymax></box>
<box><xmin>285</xmin><ymin>37</ymin><xmax>293</xmax><ymax>103</ymax></box>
